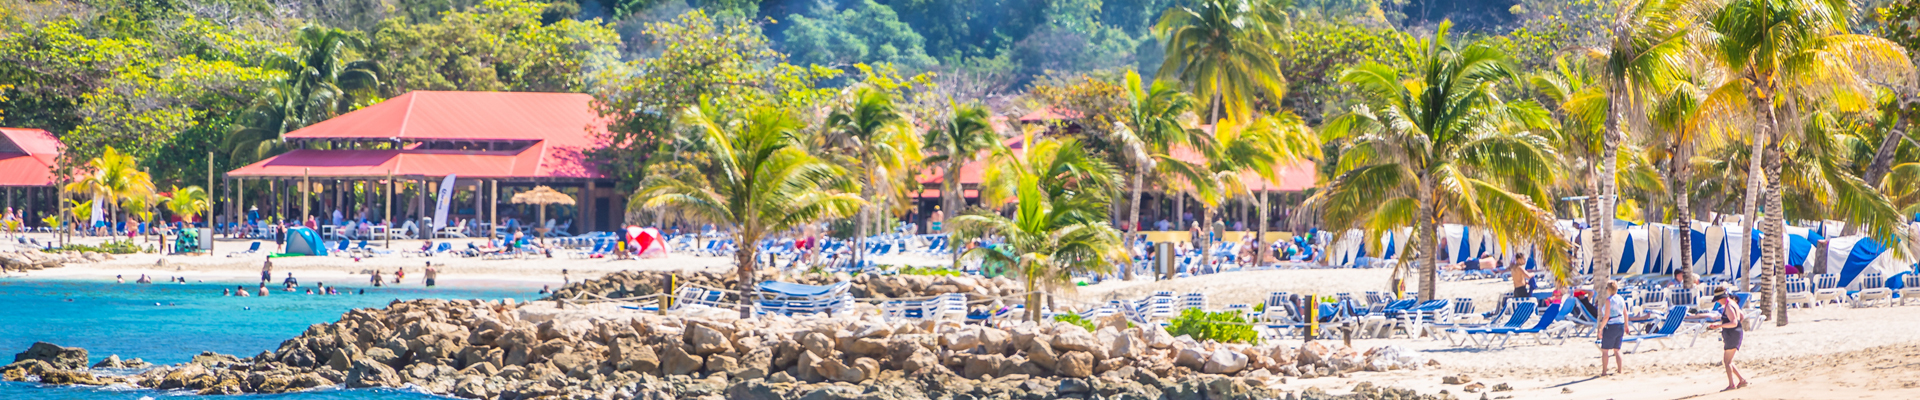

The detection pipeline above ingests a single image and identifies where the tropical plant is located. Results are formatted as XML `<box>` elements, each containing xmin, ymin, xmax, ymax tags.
<box><xmin>223</xmin><ymin>25</ymin><xmax>381</xmax><ymax>166</ymax></box>
<box><xmin>633</xmin><ymin>103</ymin><xmax>863</xmax><ymax>318</ymax></box>
<box><xmin>165</xmin><ymin>185</ymin><xmax>212</xmax><ymax>223</ymax></box>
<box><xmin>1705</xmin><ymin>0</ymin><xmax>1911</xmax><ymax>324</ymax></box>
<box><xmin>1166</xmin><ymin>308</ymin><xmax>1259</xmax><ymax>344</ymax></box>
<box><xmin>1117</xmin><ymin>70</ymin><xmax>1198</xmax><ymax>279</ymax></box>
<box><xmin>1584</xmin><ymin>0</ymin><xmax>1699</xmax><ymax>291</ymax></box>
<box><xmin>952</xmin><ymin>138</ymin><xmax>1125</xmax><ymax>322</ymax></box>
<box><xmin>1311</xmin><ymin>22</ymin><xmax>1570</xmax><ymax>301</ymax></box>
<box><xmin>821</xmin><ymin>87</ymin><xmax>921</xmax><ymax>267</ymax></box>
<box><xmin>1159</xmin><ymin>113</ymin><xmax>1315</xmax><ymax>270</ymax></box>
<box><xmin>62</xmin><ymin>146</ymin><xmax>156</xmax><ymax>230</ymax></box>
<box><xmin>922</xmin><ymin>102</ymin><xmax>1003</xmax><ymax>266</ymax></box>
<box><xmin>1154</xmin><ymin>0</ymin><xmax>1288</xmax><ymax>126</ymax></box>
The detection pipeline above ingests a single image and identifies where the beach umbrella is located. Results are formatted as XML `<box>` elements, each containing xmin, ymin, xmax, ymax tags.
<box><xmin>510</xmin><ymin>186</ymin><xmax>574</xmax><ymax>237</ymax></box>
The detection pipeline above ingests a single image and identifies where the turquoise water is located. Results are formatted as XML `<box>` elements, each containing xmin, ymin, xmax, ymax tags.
<box><xmin>0</xmin><ymin>277</ymin><xmax>542</xmax><ymax>398</ymax></box>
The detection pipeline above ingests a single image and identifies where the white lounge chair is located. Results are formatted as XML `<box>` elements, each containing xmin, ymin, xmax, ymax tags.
<box><xmin>1812</xmin><ymin>274</ymin><xmax>1844</xmax><ymax>306</ymax></box>
<box><xmin>1854</xmin><ymin>288</ymin><xmax>1893</xmax><ymax>308</ymax></box>
<box><xmin>1900</xmin><ymin>274</ymin><xmax>1920</xmax><ymax>306</ymax></box>
<box><xmin>1782</xmin><ymin>277</ymin><xmax>1814</xmax><ymax>309</ymax></box>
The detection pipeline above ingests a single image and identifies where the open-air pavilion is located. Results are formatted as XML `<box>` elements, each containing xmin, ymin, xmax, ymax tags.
<box><xmin>0</xmin><ymin>127</ymin><xmax>62</xmax><ymax>228</ymax></box>
<box><xmin>224</xmin><ymin>91</ymin><xmax>623</xmax><ymax>241</ymax></box>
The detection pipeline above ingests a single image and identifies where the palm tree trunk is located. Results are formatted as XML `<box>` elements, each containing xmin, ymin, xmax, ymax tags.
<box><xmin>1418</xmin><ymin>177</ymin><xmax>1437</xmax><ymax>302</ymax></box>
<box><xmin>946</xmin><ymin>162</ymin><xmax>961</xmax><ymax>268</ymax></box>
<box><xmin>1257</xmin><ymin>190</ymin><xmax>1269</xmax><ymax>267</ymax></box>
<box><xmin>1758</xmin><ymin>99</ymin><xmax>1789</xmax><ymax>327</ymax></box>
<box><xmin>1583</xmin><ymin>160</ymin><xmax>1606</xmax><ymax>293</ymax></box>
<box><xmin>735</xmin><ymin>229</ymin><xmax>759</xmax><ymax>319</ymax></box>
<box><xmin>1845</xmin><ymin>112</ymin><xmax>1907</xmax><ymax>236</ymax></box>
<box><xmin>1126</xmin><ymin>166</ymin><xmax>1144</xmax><ymax>280</ymax></box>
<box><xmin>1671</xmin><ymin>137</ymin><xmax>1694</xmax><ymax>285</ymax></box>
<box><xmin>1595</xmin><ymin>74</ymin><xmax>1626</xmax><ymax>300</ymax></box>
<box><xmin>1738</xmin><ymin>98</ymin><xmax>1767</xmax><ymax>293</ymax></box>
<box><xmin>1201</xmin><ymin>207</ymin><xmax>1214</xmax><ymax>273</ymax></box>
<box><xmin>1025</xmin><ymin>271</ymin><xmax>1040</xmax><ymax>322</ymax></box>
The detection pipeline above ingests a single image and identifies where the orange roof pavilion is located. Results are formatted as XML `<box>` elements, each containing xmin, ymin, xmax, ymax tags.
<box><xmin>0</xmin><ymin>128</ymin><xmax>60</xmax><ymax>187</ymax></box>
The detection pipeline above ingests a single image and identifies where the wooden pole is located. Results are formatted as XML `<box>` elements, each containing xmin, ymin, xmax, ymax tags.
<box><xmin>490</xmin><ymin>180</ymin><xmax>498</xmax><ymax>239</ymax></box>
<box><xmin>207</xmin><ymin>151</ymin><xmax>214</xmax><ymax>256</ymax></box>
<box><xmin>302</xmin><ymin>168</ymin><xmax>311</xmax><ymax>222</ymax></box>
<box><xmin>385</xmin><ymin>170</ymin><xmax>393</xmax><ymax>248</ymax></box>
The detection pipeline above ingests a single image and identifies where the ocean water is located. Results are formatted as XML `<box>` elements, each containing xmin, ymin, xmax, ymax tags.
<box><xmin>0</xmin><ymin>277</ymin><xmax>543</xmax><ymax>399</ymax></box>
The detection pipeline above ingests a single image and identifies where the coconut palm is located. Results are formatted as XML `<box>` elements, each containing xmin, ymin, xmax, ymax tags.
<box><xmin>952</xmin><ymin>138</ymin><xmax>1126</xmax><ymax>322</ymax></box>
<box><xmin>63</xmin><ymin>146</ymin><xmax>156</xmax><ymax>231</ymax></box>
<box><xmin>1705</xmin><ymin>0</ymin><xmax>1911</xmax><ymax>324</ymax></box>
<box><xmin>922</xmin><ymin>102</ymin><xmax>1003</xmax><ymax>266</ymax></box>
<box><xmin>1644</xmin><ymin>78</ymin><xmax>1716</xmax><ymax>280</ymax></box>
<box><xmin>1118</xmin><ymin>70</ymin><xmax>1199</xmax><ymax>279</ymax></box>
<box><xmin>634</xmin><ymin>103</ymin><xmax>863</xmax><ymax>318</ymax></box>
<box><xmin>1310</xmin><ymin>23</ymin><xmax>1570</xmax><ymax>301</ymax></box>
<box><xmin>822</xmin><ymin>87</ymin><xmax>921</xmax><ymax>267</ymax></box>
<box><xmin>224</xmin><ymin>25</ymin><xmax>381</xmax><ymax>166</ymax></box>
<box><xmin>164</xmin><ymin>185</ymin><xmax>212</xmax><ymax>223</ymax></box>
<box><xmin>1154</xmin><ymin>0</ymin><xmax>1288</xmax><ymax>127</ymax></box>
<box><xmin>1160</xmin><ymin>114</ymin><xmax>1315</xmax><ymax>271</ymax></box>
<box><xmin>1584</xmin><ymin>0</ymin><xmax>1700</xmax><ymax>292</ymax></box>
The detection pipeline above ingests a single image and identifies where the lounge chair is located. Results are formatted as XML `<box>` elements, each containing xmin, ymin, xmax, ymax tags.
<box><xmin>1901</xmin><ymin>274</ymin><xmax>1920</xmax><ymax>306</ymax></box>
<box><xmin>1812</xmin><ymin>273</ymin><xmax>1844</xmax><ymax>305</ymax></box>
<box><xmin>226</xmin><ymin>241</ymin><xmax>262</xmax><ymax>257</ymax></box>
<box><xmin>1782</xmin><ymin>277</ymin><xmax>1814</xmax><ymax>309</ymax></box>
<box><xmin>1444</xmin><ymin>301</ymin><xmax>1535</xmax><ymax>347</ymax></box>
<box><xmin>1596</xmin><ymin>305</ymin><xmax>1694</xmax><ymax>354</ymax></box>
<box><xmin>1181</xmin><ymin>292</ymin><xmax>1208</xmax><ymax>312</ymax></box>
<box><xmin>1481</xmin><ymin>302</ymin><xmax>1570</xmax><ymax>349</ymax></box>
<box><xmin>1853</xmin><ymin>288</ymin><xmax>1893</xmax><ymax>308</ymax></box>
<box><xmin>756</xmin><ymin>281</ymin><xmax>854</xmax><ymax>317</ymax></box>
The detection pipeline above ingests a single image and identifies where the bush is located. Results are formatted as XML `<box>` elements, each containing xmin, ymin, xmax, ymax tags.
<box><xmin>1166</xmin><ymin>308</ymin><xmax>1259</xmax><ymax>344</ymax></box>
<box><xmin>1053</xmin><ymin>313</ymin><xmax>1097</xmax><ymax>332</ymax></box>
<box><xmin>45</xmin><ymin>240</ymin><xmax>143</xmax><ymax>254</ymax></box>
<box><xmin>896</xmin><ymin>266</ymin><xmax>963</xmax><ymax>276</ymax></box>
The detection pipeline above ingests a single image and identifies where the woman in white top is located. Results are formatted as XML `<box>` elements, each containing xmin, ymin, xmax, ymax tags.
<box><xmin>1596</xmin><ymin>281</ymin><xmax>1628</xmax><ymax>376</ymax></box>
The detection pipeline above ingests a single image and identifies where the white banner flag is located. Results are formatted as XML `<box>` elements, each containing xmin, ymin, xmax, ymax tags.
<box><xmin>90</xmin><ymin>194</ymin><xmax>104</xmax><ymax>226</ymax></box>
<box><xmin>432</xmin><ymin>174</ymin><xmax>457</xmax><ymax>231</ymax></box>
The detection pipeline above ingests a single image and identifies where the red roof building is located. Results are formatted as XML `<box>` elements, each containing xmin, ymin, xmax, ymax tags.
<box><xmin>0</xmin><ymin>127</ymin><xmax>62</xmax><ymax>227</ymax></box>
<box><xmin>225</xmin><ymin>91</ymin><xmax>623</xmax><ymax>233</ymax></box>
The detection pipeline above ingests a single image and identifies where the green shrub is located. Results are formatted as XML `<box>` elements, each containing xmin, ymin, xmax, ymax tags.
<box><xmin>45</xmin><ymin>240</ymin><xmax>142</xmax><ymax>254</ymax></box>
<box><xmin>896</xmin><ymin>266</ymin><xmax>962</xmax><ymax>277</ymax></box>
<box><xmin>1052</xmin><ymin>313</ymin><xmax>1097</xmax><ymax>332</ymax></box>
<box><xmin>1166</xmin><ymin>308</ymin><xmax>1259</xmax><ymax>344</ymax></box>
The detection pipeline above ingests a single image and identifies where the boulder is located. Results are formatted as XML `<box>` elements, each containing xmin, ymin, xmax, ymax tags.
<box><xmin>847</xmin><ymin>338</ymin><xmax>888</xmax><ymax>357</ymax></box>
<box><xmin>900</xmin><ymin>347</ymin><xmax>940</xmax><ymax>374</ymax></box>
<box><xmin>814</xmin><ymin>357</ymin><xmax>863</xmax><ymax>383</ymax></box>
<box><xmin>1144</xmin><ymin>326</ymin><xmax>1175</xmax><ymax>349</ymax></box>
<box><xmin>1202</xmin><ymin>349</ymin><xmax>1248</xmax><ymax>375</ymax></box>
<box><xmin>1175</xmin><ymin>347</ymin><xmax>1208</xmax><ymax>369</ymax></box>
<box><xmin>612</xmin><ymin>338</ymin><xmax>659</xmax><ymax>374</ymax></box>
<box><xmin>1028</xmin><ymin>340</ymin><xmax>1058</xmax><ymax>371</ymax></box>
<box><xmin>978</xmin><ymin>327</ymin><xmax>1011</xmax><ymax>355</ymax></box>
<box><xmin>799</xmin><ymin>332</ymin><xmax>834</xmax><ymax>358</ymax></box>
<box><xmin>345</xmin><ymin>356</ymin><xmax>401</xmax><ymax>388</ymax></box>
<box><xmin>1050</xmin><ymin>331</ymin><xmax>1099</xmax><ymax>353</ymax></box>
<box><xmin>1297</xmin><ymin>341</ymin><xmax>1329</xmax><ymax>367</ymax></box>
<box><xmin>92</xmin><ymin>355</ymin><xmax>126</xmax><ymax>369</ymax></box>
<box><xmin>686</xmin><ymin>324</ymin><xmax>735</xmax><ymax>355</ymax></box>
<box><xmin>706</xmin><ymin>355</ymin><xmax>739</xmax><ymax>375</ymax></box>
<box><xmin>659</xmin><ymin>343</ymin><xmax>705</xmax><ymax>376</ymax></box>
<box><xmin>14</xmin><ymin>342</ymin><xmax>88</xmax><ymax>370</ymax></box>
<box><xmin>961</xmin><ymin>354</ymin><xmax>1006</xmax><ymax>380</ymax></box>
<box><xmin>852</xmin><ymin>357</ymin><xmax>881</xmax><ymax>382</ymax></box>
<box><xmin>1056</xmin><ymin>351</ymin><xmax>1094</xmax><ymax>378</ymax></box>
<box><xmin>947</xmin><ymin>329</ymin><xmax>983</xmax><ymax>352</ymax></box>
<box><xmin>1112</xmin><ymin>334</ymin><xmax>1146</xmax><ymax>360</ymax></box>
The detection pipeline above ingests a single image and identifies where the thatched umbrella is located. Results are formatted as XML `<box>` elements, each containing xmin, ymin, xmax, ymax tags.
<box><xmin>510</xmin><ymin>186</ymin><xmax>575</xmax><ymax>238</ymax></box>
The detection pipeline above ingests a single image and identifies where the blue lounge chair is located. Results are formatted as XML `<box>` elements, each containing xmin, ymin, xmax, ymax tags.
<box><xmin>1596</xmin><ymin>305</ymin><xmax>1694</xmax><ymax>353</ymax></box>
<box><xmin>1443</xmin><ymin>301</ymin><xmax>1535</xmax><ymax>347</ymax></box>
<box><xmin>1482</xmin><ymin>302</ymin><xmax>1569</xmax><ymax>349</ymax></box>
<box><xmin>226</xmin><ymin>241</ymin><xmax>262</xmax><ymax>257</ymax></box>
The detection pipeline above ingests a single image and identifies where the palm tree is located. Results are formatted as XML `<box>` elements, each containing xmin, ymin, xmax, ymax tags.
<box><xmin>165</xmin><ymin>185</ymin><xmax>212</xmax><ymax>223</ymax></box>
<box><xmin>1311</xmin><ymin>22</ymin><xmax>1570</xmax><ymax>301</ymax></box>
<box><xmin>63</xmin><ymin>146</ymin><xmax>156</xmax><ymax>232</ymax></box>
<box><xmin>1160</xmin><ymin>114</ymin><xmax>1315</xmax><ymax>272</ymax></box>
<box><xmin>922</xmin><ymin>102</ymin><xmax>1003</xmax><ymax>266</ymax></box>
<box><xmin>224</xmin><ymin>25</ymin><xmax>381</xmax><ymax>166</ymax></box>
<box><xmin>1118</xmin><ymin>70</ymin><xmax>1199</xmax><ymax>279</ymax></box>
<box><xmin>1587</xmin><ymin>0</ymin><xmax>1699</xmax><ymax>293</ymax></box>
<box><xmin>634</xmin><ymin>104</ymin><xmax>863</xmax><ymax>318</ymax></box>
<box><xmin>1154</xmin><ymin>0</ymin><xmax>1288</xmax><ymax>127</ymax></box>
<box><xmin>822</xmin><ymin>87</ymin><xmax>921</xmax><ymax>267</ymax></box>
<box><xmin>953</xmin><ymin>138</ymin><xmax>1126</xmax><ymax>321</ymax></box>
<box><xmin>1706</xmin><ymin>0</ymin><xmax>1910</xmax><ymax>324</ymax></box>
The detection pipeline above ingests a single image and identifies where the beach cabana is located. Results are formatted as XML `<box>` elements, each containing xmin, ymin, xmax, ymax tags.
<box><xmin>1821</xmin><ymin>236</ymin><xmax>1913</xmax><ymax>290</ymax></box>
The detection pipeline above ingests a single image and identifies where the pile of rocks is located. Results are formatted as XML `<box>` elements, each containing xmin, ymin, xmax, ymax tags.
<box><xmin>550</xmin><ymin>270</ymin><xmax>1024</xmax><ymax>302</ymax></box>
<box><xmin>0</xmin><ymin>250</ymin><xmax>74</xmax><ymax>271</ymax></box>
<box><xmin>2</xmin><ymin>298</ymin><xmax>1448</xmax><ymax>400</ymax></box>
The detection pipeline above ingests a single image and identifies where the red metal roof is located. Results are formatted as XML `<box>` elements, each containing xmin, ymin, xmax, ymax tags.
<box><xmin>0</xmin><ymin>128</ymin><xmax>60</xmax><ymax>187</ymax></box>
<box><xmin>914</xmin><ymin>144</ymin><xmax>1316</xmax><ymax>192</ymax></box>
<box><xmin>229</xmin><ymin>91</ymin><xmax>606</xmax><ymax>179</ymax></box>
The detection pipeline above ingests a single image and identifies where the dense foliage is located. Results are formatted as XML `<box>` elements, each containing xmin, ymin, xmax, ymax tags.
<box><xmin>1166</xmin><ymin>308</ymin><xmax>1259</xmax><ymax>344</ymax></box>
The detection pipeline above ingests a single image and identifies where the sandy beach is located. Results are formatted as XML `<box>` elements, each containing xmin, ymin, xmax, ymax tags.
<box><xmin>9</xmin><ymin>231</ymin><xmax>1920</xmax><ymax>399</ymax></box>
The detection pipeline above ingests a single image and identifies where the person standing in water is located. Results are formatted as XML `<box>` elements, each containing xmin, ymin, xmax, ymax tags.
<box><xmin>370</xmin><ymin>270</ymin><xmax>384</xmax><ymax>287</ymax></box>
<box><xmin>394</xmin><ymin>267</ymin><xmax>406</xmax><ymax>284</ymax></box>
<box><xmin>260</xmin><ymin>260</ymin><xmax>273</xmax><ymax>285</ymax></box>
<box><xmin>236</xmin><ymin>286</ymin><xmax>250</xmax><ymax>297</ymax></box>
<box><xmin>423</xmin><ymin>262</ymin><xmax>438</xmax><ymax>287</ymax></box>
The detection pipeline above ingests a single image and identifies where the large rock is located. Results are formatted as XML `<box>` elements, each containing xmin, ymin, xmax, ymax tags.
<box><xmin>1202</xmin><ymin>349</ymin><xmax>1248</xmax><ymax>374</ymax></box>
<box><xmin>978</xmin><ymin>327</ymin><xmax>1011</xmax><ymax>355</ymax></box>
<box><xmin>847</xmin><ymin>338</ymin><xmax>888</xmax><ymax>357</ymax></box>
<box><xmin>1112</xmin><ymin>334</ymin><xmax>1146</xmax><ymax>360</ymax></box>
<box><xmin>900</xmin><ymin>347</ymin><xmax>940</xmax><ymax>374</ymax></box>
<box><xmin>1144</xmin><ymin>326</ymin><xmax>1175</xmax><ymax>349</ymax></box>
<box><xmin>1175</xmin><ymin>347</ymin><xmax>1208</xmax><ymax>369</ymax></box>
<box><xmin>686</xmin><ymin>324</ymin><xmax>734</xmax><ymax>355</ymax></box>
<box><xmin>1028</xmin><ymin>340</ymin><xmax>1058</xmax><ymax>371</ymax></box>
<box><xmin>1056</xmin><ymin>351</ymin><xmax>1094</xmax><ymax>378</ymax></box>
<box><xmin>345</xmin><ymin>356</ymin><xmax>401</xmax><ymax>388</ymax></box>
<box><xmin>611</xmin><ymin>338</ymin><xmax>659</xmax><ymax>373</ymax></box>
<box><xmin>961</xmin><ymin>354</ymin><xmax>1006</xmax><ymax>380</ymax></box>
<box><xmin>659</xmin><ymin>343</ymin><xmax>704</xmax><ymax>376</ymax></box>
<box><xmin>91</xmin><ymin>355</ymin><xmax>126</xmax><ymax>369</ymax></box>
<box><xmin>14</xmin><ymin>342</ymin><xmax>88</xmax><ymax>370</ymax></box>
<box><xmin>814</xmin><ymin>357</ymin><xmax>863</xmax><ymax>383</ymax></box>
<box><xmin>1051</xmin><ymin>331</ymin><xmax>1099</xmax><ymax>353</ymax></box>
<box><xmin>799</xmin><ymin>332</ymin><xmax>834</xmax><ymax>357</ymax></box>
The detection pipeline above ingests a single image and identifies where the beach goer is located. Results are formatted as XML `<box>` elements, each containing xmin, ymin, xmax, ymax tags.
<box><xmin>423</xmin><ymin>263</ymin><xmax>437</xmax><ymax>287</ymax></box>
<box><xmin>223</xmin><ymin>288</ymin><xmax>230</xmax><ymax>296</ymax></box>
<box><xmin>259</xmin><ymin>284</ymin><xmax>269</xmax><ymax>297</ymax></box>
<box><xmin>117</xmin><ymin>275</ymin><xmax>124</xmax><ymax>284</ymax></box>
<box><xmin>929</xmin><ymin>206</ymin><xmax>944</xmax><ymax>233</ymax></box>
<box><xmin>395</xmin><ymin>267</ymin><xmax>406</xmax><ymax>284</ymax></box>
<box><xmin>371</xmin><ymin>270</ymin><xmax>384</xmax><ymax>287</ymax></box>
<box><xmin>1597</xmin><ymin>281</ymin><xmax>1629</xmax><ymax>376</ymax></box>
<box><xmin>261</xmin><ymin>260</ymin><xmax>273</xmax><ymax>284</ymax></box>
<box><xmin>539</xmin><ymin>285</ymin><xmax>550</xmax><ymax>295</ymax></box>
<box><xmin>1710</xmin><ymin>286</ymin><xmax>1748</xmax><ymax>391</ymax></box>
<box><xmin>237</xmin><ymin>285</ymin><xmax>250</xmax><ymax>297</ymax></box>
<box><xmin>562</xmin><ymin>269</ymin><xmax>570</xmax><ymax>285</ymax></box>
<box><xmin>1511</xmin><ymin>257</ymin><xmax>1532</xmax><ymax>299</ymax></box>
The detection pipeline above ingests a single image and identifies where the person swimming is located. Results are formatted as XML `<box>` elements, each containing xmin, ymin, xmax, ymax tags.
<box><xmin>117</xmin><ymin>275</ymin><xmax>124</xmax><ymax>284</ymax></box>
<box><xmin>538</xmin><ymin>285</ymin><xmax>550</xmax><ymax>295</ymax></box>
<box><xmin>258</xmin><ymin>284</ymin><xmax>269</xmax><ymax>297</ymax></box>
<box><xmin>236</xmin><ymin>286</ymin><xmax>250</xmax><ymax>297</ymax></box>
<box><xmin>223</xmin><ymin>288</ymin><xmax>231</xmax><ymax>296</ymax></box>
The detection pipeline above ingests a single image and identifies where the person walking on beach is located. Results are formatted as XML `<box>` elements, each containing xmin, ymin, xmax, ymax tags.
<box><xmin>1710</xmin><ymin>286</ymin><xmax>1748</xmax><ymax>390</ymax></box>
<box><xmin>1597</xmin><ymin>281</ymin><xmax>1628</xmax><ymax>376</ymax></box>
<box><xmin>261</xmin><ymin>260</ymin><xmax>273</xmax><ymax>285</ymax></box>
